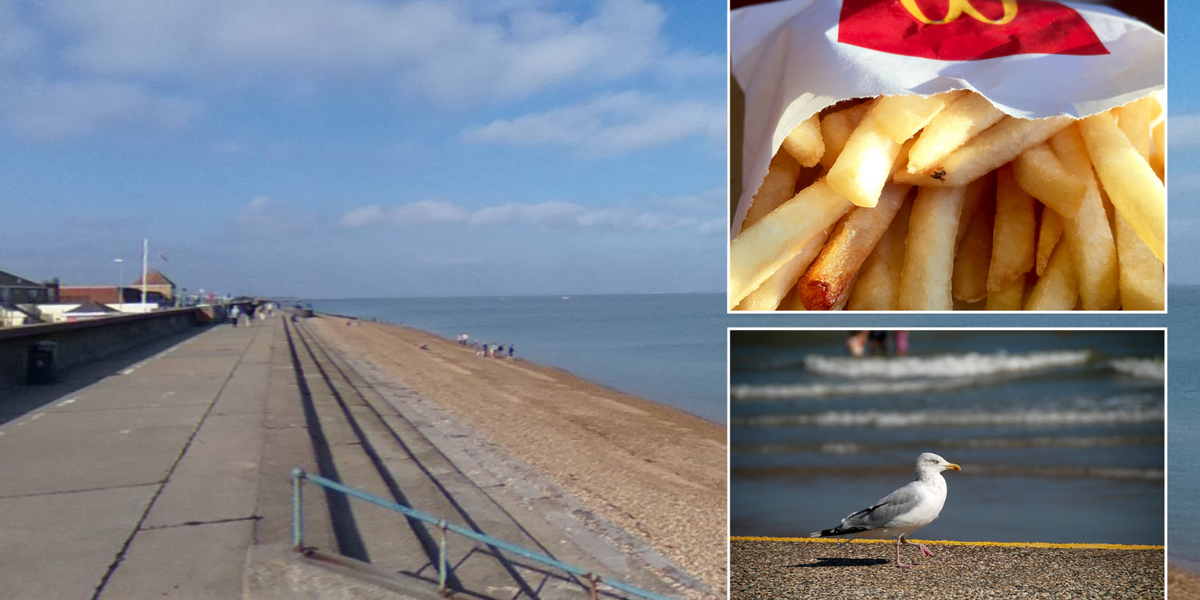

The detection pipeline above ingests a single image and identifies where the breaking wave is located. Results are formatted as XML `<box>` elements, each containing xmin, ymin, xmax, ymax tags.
<box><xmin>730</xmin><ymin>377</ymin><xmax>979</xmax><ymax>400</ymax></box>
<box><xmin>730</xmin><ymin>407</ymin><xmax>1164</xmax><ymax>428</ymax></box>
<box><xmin>803</xmin><ymin>350</ymin><xmax>1091</xmax><ymax>379</ymax></box>
<box><xmin>1109</xmin><ymin>357</ymin><xmax>1164</xmax><ymax>380</ymax></box>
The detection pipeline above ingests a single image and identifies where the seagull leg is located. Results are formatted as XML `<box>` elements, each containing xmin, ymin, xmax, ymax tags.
<box><xmin>893</xmin><ymin>537</ymin><xmax>915</xmax><ymax>568</ymax></box>
<box><xmin>900</xmin><ymin>534</ymin><xmax>935</xmax><ymax>558</ymax></box>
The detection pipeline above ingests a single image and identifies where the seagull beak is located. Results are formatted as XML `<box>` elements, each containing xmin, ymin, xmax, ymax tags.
<box><xmin>945</xmin><ymin>463</ymin><xmax>961</xmax><ymax>471</ymax></box>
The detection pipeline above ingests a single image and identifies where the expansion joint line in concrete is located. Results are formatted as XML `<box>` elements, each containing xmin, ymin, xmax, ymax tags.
<box><xmin>730</xmin><ymin>536</ymin><xmax>1164</xmax><ymax>550</ymax></box>
<box><xmin>89</xmin><ymin>327</ymin><xmax>263</xmax><ymax>600</ymax></box>
<box><xmin>142</xmin><ymin>515</ymin><xmax>263</xmax><ymax>531</ymax></box>
<box><xmin>0</xmin><ymin>481</ymin><xmax>157</xmax><ymax>501</ymax></box>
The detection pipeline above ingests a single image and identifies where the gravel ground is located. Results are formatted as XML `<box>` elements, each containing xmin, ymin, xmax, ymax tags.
<box><xmin>732</xmin><ymin>539</ymin><xmax>1163</xmax><ymax>599</ymax></box>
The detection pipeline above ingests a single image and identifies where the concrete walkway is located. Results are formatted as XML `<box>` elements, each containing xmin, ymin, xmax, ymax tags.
<box><xmin>0</xmin><ymin>317</ymin><xmax>296</xmax><ymax>599</ymax></box>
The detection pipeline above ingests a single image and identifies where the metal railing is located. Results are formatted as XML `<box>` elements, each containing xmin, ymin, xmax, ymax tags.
<box><xmin>291</xmin><ymin>468</ymin><xmax>674</xmax><ymax>600</ymax></box>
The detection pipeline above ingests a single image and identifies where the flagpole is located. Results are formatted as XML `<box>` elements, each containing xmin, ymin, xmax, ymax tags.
<box><xmin>141</xmin><ymin>238</ymin><xmax>148</xmax><ymax>307</ymax></box>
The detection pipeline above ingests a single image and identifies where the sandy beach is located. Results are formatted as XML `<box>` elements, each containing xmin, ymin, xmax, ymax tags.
<box><xmin>1171</xmin><ymin>564</ymin><xmax>1200</xmax><ymax>599</ymax></box>
<box><xmin>307</xmin><ymin>315</ymin><xmax>728</xmax><ymax>595</ymax></box>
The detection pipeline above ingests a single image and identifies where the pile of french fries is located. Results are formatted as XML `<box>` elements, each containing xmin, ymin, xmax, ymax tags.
<box><xmin>730</xmin><ymin>90</ymin><xmax>1165</xmax><ymax>311</ymax></box>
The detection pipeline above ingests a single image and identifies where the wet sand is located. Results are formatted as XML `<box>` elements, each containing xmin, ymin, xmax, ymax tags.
<box><xmin>307</xmin><ymin>315</ymin><xmax>728</xmax><ymax>596</ymax></box>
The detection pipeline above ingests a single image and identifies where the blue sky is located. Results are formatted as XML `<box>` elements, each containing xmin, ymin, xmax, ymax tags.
<box><xmin>1171</xmin><ymin>2</ymin><xmax>1198</xmax><ymax>283</ymax></box>
<box><xmin>0</xmin><ymin>0</ymin><xmax>727</xmax><ymax>298</ymax></box>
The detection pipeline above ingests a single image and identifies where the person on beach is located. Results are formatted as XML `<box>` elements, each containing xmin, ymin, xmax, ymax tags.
<box><xmin>497</xmin><ymin>345</ymin><xmax>504</xmax><ymax>357</ymax></box>
<box><xmin>868</xmin><ymin>330</ymin><xmax>889</xmax><ymax>356</ymax></box>
<box><xmin>481</xmin><ymin>343</ymin><xmax>488</xmax><ymax>358</ymax></box>
<box><xmin>895</xmin><ymin>330</ymin><xmax>910</xmax><ymax>356</ymax></box>
<box><xmin>846</xmin><ymin>331</ymin><xmax>866</xmax><ymax>357</ymax></box>
<box><xmin>507</xmin><ymin>345</ymin><xmax>514</xmax><ymax>360</ymax></box>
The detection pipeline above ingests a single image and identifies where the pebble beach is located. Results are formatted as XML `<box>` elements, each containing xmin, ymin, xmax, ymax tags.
<box><xmin>732</xmin><ymin>538</ymin><xmax>1163</xmax><ymax>599</ymax></box>
<box><xmin>308</xmin><ymin>315</ymin><xmax>729</xmax><ymax>596</ymax></box>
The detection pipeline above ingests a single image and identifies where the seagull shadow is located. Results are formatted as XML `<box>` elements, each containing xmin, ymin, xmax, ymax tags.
<box><xmin>790</xmin><ymin>557</ymin><xmax>891</xmax><ymax>568</ymax></box>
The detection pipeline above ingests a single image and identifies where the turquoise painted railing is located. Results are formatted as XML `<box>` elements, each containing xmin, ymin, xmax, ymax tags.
<box><xmin>291</xmin><ymin>468</ymin><xmax>674</xmax><ymax>600</ymax></box>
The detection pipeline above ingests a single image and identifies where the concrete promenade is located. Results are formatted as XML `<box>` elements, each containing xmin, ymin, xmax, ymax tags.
<box><xmin>0</xmin><ymin>317</ymin><xmax>306</xmax><ymax>599</ymax></box>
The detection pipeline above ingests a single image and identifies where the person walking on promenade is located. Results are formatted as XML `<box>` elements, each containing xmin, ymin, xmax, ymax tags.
<box><xmin>230</xmin><ymin>305</ymin><xmax>240</xmax><ymax>327</ymax></box>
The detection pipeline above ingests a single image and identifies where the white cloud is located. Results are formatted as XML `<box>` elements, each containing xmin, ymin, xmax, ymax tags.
<box><xmin>1170</xmin><ymin>172</ymin><xmax>1200</xmax><ymax>196</ymax></box>
<box><xmin>1171</xmin><ymin>113</ymin><xmax>1200</xmax><ymax>151</ymax></box>
<box><xmin>233</xmin><ymin>196</ymin><xmax>313</xmax><ymax>235</ymax></box>
<box><xmin>462</xmin><ymin>91</ymin><xmax>725</xmax><ymax>155</ymax></box>
<box><xmin>31</xmin><ymin>0</ymin><xmax>709</xmax><ymax>103</ymax></box>
<box><xmin>0</xmin><ymin>0</ymin><xmax>721</xmax><ymax>140</ymax></box>
<box><xmin>0</xmin><ymin>78</ymin><xmax>201</xmax><ymax>141</ymax></box>
<box><xmin>339</xmin><ymin>198</ymin><xmax>721</xmax><ymax>232</ymax></box>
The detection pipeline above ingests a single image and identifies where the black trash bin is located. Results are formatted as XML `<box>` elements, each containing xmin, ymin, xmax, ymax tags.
<box><xmin>28</xmin><ymin>341</ymin><xmax>57</xmax><ymax>385</ymax></box>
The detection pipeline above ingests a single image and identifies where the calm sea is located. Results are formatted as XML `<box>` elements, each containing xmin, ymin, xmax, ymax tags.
<box><xmin>310</xmin><ymin>294</ymin><xmax>729</xmax><ymax>424</ymax></box>
<box><xmin>1170</xmin><ymin>286</ymin><xmax>1200</xmax><ymax>567</ymax></box>
<box><xmin>731</xmin><ymin>329</ymin><xmax>1165</xmax><ymax>545</ymax></box>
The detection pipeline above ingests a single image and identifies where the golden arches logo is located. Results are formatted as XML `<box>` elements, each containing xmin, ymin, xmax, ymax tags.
<box><xmin>899</xmin><ymin>0</ymin><xmax>1018</xmax><ymax>25</ymax></box>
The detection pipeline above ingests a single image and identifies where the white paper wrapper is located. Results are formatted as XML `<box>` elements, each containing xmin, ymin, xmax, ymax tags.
<box><xmin>730</xmin><ymin>0</ymin><xmax>1164</xmax><ymax>235</ymax></box>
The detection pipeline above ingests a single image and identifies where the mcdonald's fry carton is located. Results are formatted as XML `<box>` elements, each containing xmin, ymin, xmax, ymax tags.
<box><xmin>729</xmin><ymin>0</ymin><xmax>1164</xmax><ymax>234</ymax></box>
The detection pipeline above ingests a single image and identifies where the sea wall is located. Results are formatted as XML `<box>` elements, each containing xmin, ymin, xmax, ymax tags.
<box><xmin>0</xmin><ymin>307</ymin><xmax>218</xmax><ymax>388</ymax></box>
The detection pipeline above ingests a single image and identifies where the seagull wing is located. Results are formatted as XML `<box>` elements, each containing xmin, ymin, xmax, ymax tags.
<box><xmin>813</xmin><ymin>481</ymin><xmax>925</xmax><ymax>537</ymax></box>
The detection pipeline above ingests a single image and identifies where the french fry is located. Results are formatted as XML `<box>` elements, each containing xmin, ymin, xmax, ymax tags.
<box><xmin>1024</xmin><ymin>239</ymin><xmax>1079</xmax><ymax>310</ymax></box>
<box><xmin>1113</xmin><ymin>96</ymin><xmax>1154</xmax><ymax>161</ymax></box>
<box><xmin>1011</xmin><ymin>142</ymin><xmax>1084</xmax><ymax>218</ymax></box>
<box><xmin>1049</xmin><ymin>124</ymin><xmax>1120</xmax><ymax>311</ymax></box>
<box><xmin>742</xmin><ymin>150</ymin><xmax>802</xmax><ymax>232</ymax></box>
<box><xmin>1150</xmin><ymin>120</ymin><xmax>1165</xmax><ymax>181</ymax></box>
<box><xmin>730</xmin><ymin>178</ymin><xmax>853</xmax><ymax>308</ymax></box>
<box><xmin>846</xmin><ymin>196</ymin><xmax>912</xmax><ymax>310</ymax></box>
<box><xmin>952</xmin><ymin>192</ymin><xmax>995</xmax><ymax>303</ymax></box>
<box><xmin>795</xmin><ymin>183</ymin><xmax>910</xmax><ymax>310</ymax></box>
<box><xmin>897</xmin><ymin>186</ymin><xmax>968</xmax><ymax>310</ymax></box>
<box><xmin>891</xmin><ymin>136</ymin><xmax>918</xmax><ymax>178</ymax></box>
<box><xmin>894</xmin><ymin>116</ymin><xmax>1072</xmax><ymax>187</ymax></box>
<box><xmin>818</xmin><ymin>101</ymin><xmax>873</xmax><ymax>170</ymax></box>
<box><xmin>907</xmin><ymin>91</ymin><xmax>1006</xmax><ymax>174</ymax></box>
<box><xmin>827</xmin><ymin>108</ymin><xmax>904</xmax><ymax>207</ymax></box>
<box><xmin>781</xmin><ymin>113</ymin><xmax>825</xmax><ymax>168</ymax></box>
<box><xmin>955</xmin><ymin>172</ymin><xmax>994</xmax><ymax>248</ymax></box>
<box><xmin>1036</xmin><ymin>207</ymin><xmax>1064</xmax><ymax>277</ymax></box>
<box><xmin>1114</xmin><ymin>214</ymin><xmax>1165</xmax><ymax>310</ymax></box>
<box><xmin>733</xmin><ymin>90</ymin><xmax>1164</xmax><ymax>312</ymax></box>
<box><xmin>1079</xmin><ymin>111</ymin><xmax>1165</xmax><ymax>262</ymax></box>
<box><xmin>735</xmin><ymin>228</ymin><xmax>830</xmax><ymax>311</ymax></box>
<box><xmin>986</xmin><ymin>277</ymin><xmax>1025</xmax><ymax>310</ymax></box>
<box><xmin>987</xmin><ymin>164</ymin><xmax>1037</xmax><ymax>292</ymax></box>
<box><xmin>873</xmin><ymin>90</ymin><xmax>968</xmax><ymax>145</ymax></box>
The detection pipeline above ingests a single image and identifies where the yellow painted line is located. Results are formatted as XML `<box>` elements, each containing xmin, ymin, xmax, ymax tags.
<box><xmin>731</xmin><ymin>536</ymin><xmax>1162</xmax><ymax>550</ymax></box>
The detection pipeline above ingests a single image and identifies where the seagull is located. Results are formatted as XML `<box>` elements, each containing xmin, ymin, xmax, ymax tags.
<box><xmin>810</xmin><ymin>452</ymin><xmax>961</xmax><ymax>568</ymax></box>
